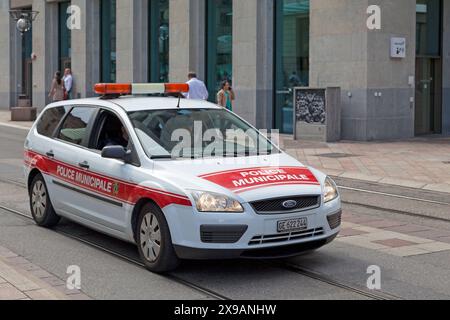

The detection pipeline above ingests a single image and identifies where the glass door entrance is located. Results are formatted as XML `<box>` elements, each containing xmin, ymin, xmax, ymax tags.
<box><xmin>415</xmin><ymin>58</ymin><xmax>442</xmax><ymax>135</ymax></box>
<box><xmin>415</xmin><ymin>0</ymin><xmax>442</xmax><ymax>135</ymax></box>
<box><xmin>274</xmin><ymin>0</ymin><xmax>310</xmax><ymax>134</ymax></box>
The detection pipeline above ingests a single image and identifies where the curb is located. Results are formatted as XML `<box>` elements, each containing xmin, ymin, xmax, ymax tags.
<box><xmin>0</xmin><ymin>122</ymin><xmax>32</xmax><ymax>131</ymax></box>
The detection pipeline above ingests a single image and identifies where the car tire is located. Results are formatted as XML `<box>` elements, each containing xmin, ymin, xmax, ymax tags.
<box><xmin>29</xmin><ymin>173</ymin><xmax>61</xmax><ymax>228</ymax></box>
<box><xmin>136</xmin><ymin>202</ymin><xmax>180</xmax><ymax>273</ymax></box>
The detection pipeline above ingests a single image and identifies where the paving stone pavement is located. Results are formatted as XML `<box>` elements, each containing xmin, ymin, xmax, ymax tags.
<box><xmin>0</xmin><ymin>110</ymin><xmax>34</xmax><ymax>130</ymax></box>
<box><xmin>0</xmin><ymin>245</ymin><xmax>90</xmax><ymax>300</ymax></box>
<box><xmin>281</xmin><ymin>135</ymin><xmax>450</xmax><ymax>194</ymax></box>
<box><xmin>338</xmin><ymin>211</ymin><xmax>450</xmax><ymax>257</ymax></box>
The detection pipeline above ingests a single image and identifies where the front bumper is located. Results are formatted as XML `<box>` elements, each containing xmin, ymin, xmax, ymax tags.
<box><xmin>164</xmin><ymin>196</ymin><xmax>342</xmax><ymax>260</ymax></box>
<box><xmin>174</xmin><ymin>233</ymin><xmax>338</xmax><ymax>260</ymax></box>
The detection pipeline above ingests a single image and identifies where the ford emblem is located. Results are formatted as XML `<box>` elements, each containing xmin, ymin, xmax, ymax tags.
<box><xmin>282</xmin><ymin>200</ymin><xmax>298</xmax><ymax>209</ymax></box>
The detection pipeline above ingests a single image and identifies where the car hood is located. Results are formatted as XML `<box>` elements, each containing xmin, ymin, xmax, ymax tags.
<box><xmin>152</xmin><ymin>153</ymin><xmax>326</xmax><ymax>203</ymax></box>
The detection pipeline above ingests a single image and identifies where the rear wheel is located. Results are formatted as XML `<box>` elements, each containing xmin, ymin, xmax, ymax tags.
<box><xmin>136</xmin><ymin>202</ymin><xmax>180</xmax><ymax>273</ymax></box>
<box><xmin>29</xmin><ymin>174</ymin><xmax>60</xmax><ymax>227</ymax></box>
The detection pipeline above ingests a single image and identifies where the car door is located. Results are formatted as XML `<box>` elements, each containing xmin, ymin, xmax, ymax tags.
<box><xmin>48</xmin><ymin>106</ymin><xmax>98</xmax><ymax>216</ymax></box>
<box><xmin>70</xmin><ymin>107</ymin><xmax>141</xmax><ymax>233</ymax></box>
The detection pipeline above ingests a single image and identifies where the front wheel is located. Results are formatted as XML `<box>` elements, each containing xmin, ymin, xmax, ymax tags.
<box><xmin>136</xmin><ymin>203</ymin><xmax>180</xmax><ymax>273</ymax></box>
<box><xmin>29</xmin><ymin>174</ymin><xmax>60</xmax><ymax>228</ymax></box>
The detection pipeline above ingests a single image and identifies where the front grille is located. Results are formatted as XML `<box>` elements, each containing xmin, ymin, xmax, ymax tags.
<box><xmin>249</xmin><ymin>228</ymin><xmax>325</xmax><ymax>246</ymax></box>
<box><xmin>200</xmin><ymin>225</ymin><xmax>248</xmax><ymax>244</ymax></box>
<box><xmin>250</xmin><ymin>196</ymin><xmax>321</xmax><ymax>214</ymax></box>
<box><xmin>327</xmin><ymin>211</ymin><xmax>342</xmax><ymax>230</ymax></box>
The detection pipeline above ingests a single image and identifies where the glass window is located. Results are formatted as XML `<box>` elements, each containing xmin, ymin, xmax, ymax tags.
<box><xmin>416</xmin><ymin>0</ymin><xmax>441</xmax><ymax>56</ymax></box>
<box><xmin>206</xmin><ymin>0</ymin><xmax>233</xmax><ymax>102</ymax></box>
<box><xmin>59</xmin><ymin>1</ymin><xmax>72</xmax><ymax>71</ymax></box>
<box><xmin>274</xmin><ymin>0</ymin><xmax>310</xmax><ymax>134</ymax></box>
<box><xmin>101</xmin><ymin>0</ymin><xmax>117</xmax><ymax>83</ymax></box>
<box><xmin>149</xmin><ymin>0</ymin><xmax>170</xmax><ymax>82</ymax></box>
<box><xmin>128</xmin><ymin>109</ymin><xmax>278</xmax><ymax>159</ymax></box>
<box><xmin>21</xmin><ymin>14</ymin><xmax>33</xmax><ymax>100</ymax></box>
<box><xmin>58</xmin><ymin>107</ymin><xmax>96</xmax><ymax>146</ymax></box>
<box><xmin>37</xmin><ymin>106</ymin><xmax>71</xmax><ymax>138</ymax></box>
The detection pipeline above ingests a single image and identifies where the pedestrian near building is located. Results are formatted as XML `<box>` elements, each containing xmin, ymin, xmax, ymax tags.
<box><xmin>217</xmin><ymin>80</ymin><xmax>235</xmax><ymax>111</ymax></box>
<box><xmin>48</xmin><ymin>71</ymin><xmax>65</xmax><ymax>102</ymax></box>
<box><xmin>184</xmin><ymin>72</ymin><xmax>209</xmax><ymax>100</ymax></box>
<box><xmin>63</xmin><ymin>68</ymin><xmax>73</xmax><ymax>100</ymax></box>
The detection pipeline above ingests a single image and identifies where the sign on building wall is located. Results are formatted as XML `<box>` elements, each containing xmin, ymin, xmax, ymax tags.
<box><xmin>391</xmin><ymin>37</ymin><xmax>406</xmax><ymax>58</ymax></box>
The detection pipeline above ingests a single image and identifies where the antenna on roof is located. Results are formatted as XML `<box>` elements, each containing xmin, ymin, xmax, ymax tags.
<box><xmin>176</xmin><ymin>93</ymin><xmax>182</xmax><ymax>108</ymax></box>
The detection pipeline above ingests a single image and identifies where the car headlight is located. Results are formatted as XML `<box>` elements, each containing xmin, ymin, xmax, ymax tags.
<box><xmin>191</xmin><ymin>191</ymin><xmax>244</xmax><ymax>213</ymax></box>
<box><xmin>324</xmin><ymin>177</ymin><xmax>339</xmax><ymax>203</ymax></box>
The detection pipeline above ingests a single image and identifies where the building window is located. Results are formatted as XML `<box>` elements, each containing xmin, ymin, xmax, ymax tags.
<box><xmin>149</xmin><ymin>0</ymin><xmax>169</xmax><ymax>82</ymax></box>
<box><xmin>274</xmin><ymin>0</ymin><xmax>310</xmax><ymax>134</ymax></box>
<box><xmin>58</xmin><ymin>1</ymin><xmax>72</xmax><ymax>72</ymax></box>
<box><xmin>21</xmin><ymin>9</ymin><xmax>33</xmax><ymax>100</ymax></box>
<box><xmin>101</xmin><ymin>0</ymin><xmax>117</xmax><ymax>83</ymax></box>
<box><xmin>206</xmin><ymin>0</ymin><xmax>233</xmax><ymax>102</ymax></box>
<box><xmin>416</xmin><ymin>0</ymin><xmax>441</xmax><ymax>56</ymax></box>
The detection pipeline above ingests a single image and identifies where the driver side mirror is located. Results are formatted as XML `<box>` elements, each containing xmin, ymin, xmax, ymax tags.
<box><xmin>101</xmin><ymin>146</ymin><xmax>132</xmax><ymax>163</ymax></box>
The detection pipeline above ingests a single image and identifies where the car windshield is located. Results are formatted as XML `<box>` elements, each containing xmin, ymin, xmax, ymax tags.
<box><xmin>128</xmin><ymin>108</ymin><xmax>279</xmax><ymax>159</ymax></box>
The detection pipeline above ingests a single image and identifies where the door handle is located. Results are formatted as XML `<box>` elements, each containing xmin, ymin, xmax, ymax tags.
<box><xmin>78</xmin><ymin>161</ymin><xmax>90</xmax><ymax>169</ymax></box>
<box><xmin>46</xmin><ymin>151</ymin><xmax>55</xmax><ymax>158</ymax></box>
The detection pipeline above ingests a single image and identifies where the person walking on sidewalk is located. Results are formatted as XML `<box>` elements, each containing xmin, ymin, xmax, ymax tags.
<box><xmin>48</xmin><ymin>71</ymin><xmax>65</xmax><ymax>102</ymax></box>
<box><xmin>184</xmin><ymin>72</ymin><xmax>209</xmax><ymax>100</ymax></box>
<box><xmin>63</xmin><ymin>68</ymin><xmax>73</xmax><ymax>100</ymax></box>
<box><xmin>217</xmin><ymin>80</ymin><xmax>235</xmax><ymax>111</ymax></box>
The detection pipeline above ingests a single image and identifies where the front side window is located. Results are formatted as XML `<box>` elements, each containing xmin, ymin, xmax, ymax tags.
<box><xmin>128</xmin><ymin>108</ymin><xmax>279</xmax><ymax>159</ymax></box>
<box><xmin>92</xmin><ymin>111</ymin><xmax>130</xmax><ymax>151</ymax></box>
<box><xmin>58</xmin><ymin>107</ymin><xmax>95</xmax><ymax>146</ymax></box>
<box><xmin>37</xmin><ymin>106</ymin><xmax>71</xmax><ymax>138</ymax></box>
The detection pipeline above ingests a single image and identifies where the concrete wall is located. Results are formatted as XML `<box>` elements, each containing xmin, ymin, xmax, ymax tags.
<box><xmin>366</xmin><ymin>0</ymin><xmax>416</xmax><ymax>140</ymax></box>
<box><xmin>442</xmin><ymin>0</ymin><xmax>450</xmax><ymax>135</ymax></box>
<box><xmin>310</xmin><ymin>0</ymin><xmax>416</xmax><ymax>141</ymax></box>
<box><xmin>0</xmin><ymin>1</ymin><xmax>11</xmax><ymax>110</ymax></box>
<box><xmin>232</xmin><ymin>0</ymin><xmax>273</xmax><ymax>130</ymax></box>
<box><xmin>169</xmin><ymin>0</ymin><xmax>205</xmax><ymax>82</ymax></box>
<box><xmin>310</xmin><ymin>0</ymin><xmax>370</xmax><ymax>140</ymax></box>
<box><xmin>71</xmin><ymin>0</ymin><xmax>100</xmax><ymax>99</ymax></box>
<box><xmin>116</xmin><ymin>0</ymin><xmax>148</xmax><ymax>83</ymax></box>
<box><xmin>32</xmin><ymin>0</ymin><xmax>59</xmax><ymax>111</ymax></box>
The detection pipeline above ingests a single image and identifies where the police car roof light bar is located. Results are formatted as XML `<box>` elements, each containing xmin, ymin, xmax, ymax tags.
<box><xmin>94</xmin><ymin>83</ymin><xmax>189</xmax><ymax>97</ymax></box>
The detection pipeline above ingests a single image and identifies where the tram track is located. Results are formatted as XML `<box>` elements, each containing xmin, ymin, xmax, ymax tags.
<box><xmin>0</xmin><ymin>176</ymin><xmax>443</xmax><ymax>300</ymax></box>
<box><xmin>0</xmin><ymin>202</ymin><xmax>405</xmax><ymax>301</ymax></box>
<box><xmin>0</xmin><ymin>203</ymin><xmax>230</xmax><ymax>301</ymax></box>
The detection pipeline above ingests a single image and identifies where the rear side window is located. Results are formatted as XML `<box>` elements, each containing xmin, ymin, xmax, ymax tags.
<box><xmin>57</xmin><ymin>107</ymin><xmax>95</xmax><ymax>146</ymax></box>
<box><xmin>36</xmin><ymin>106</ymin><xmax>71</xmax><ymax>138</ymax></box>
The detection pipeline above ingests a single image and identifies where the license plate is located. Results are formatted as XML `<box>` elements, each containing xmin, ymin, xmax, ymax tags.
<box><xmin>277</xmin><ymin>217</ymin><xmax>308</xmax><ymax>233</ymax></box>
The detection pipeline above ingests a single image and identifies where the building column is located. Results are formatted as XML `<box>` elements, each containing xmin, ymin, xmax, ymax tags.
<box><xmin>116</xmin><ymin>0</ymin><xmax>148</xmax><ymax>83</ymax></box>
<box><xmin>169</xmin><ymin>0</ymin><xmax>205</xmax><ymax>82</ymax></box>
<box><xmin>32</xmin><ymin>0</ymin><xmax>58</xmax><ymax>111</ymax></box>
<box><xmin>232</xmin><ymin>0</ymin><xmax>273</xmax><ymax>129</ymax></box>
<box><xmin>0</xmin><ymin>1</ymin><xmax>11</xmax><ymax>110</ymax></box>
<box><xmin>71</xmin><ymin>0</ymin><xmax>100</xmax><ymax>99</ymax></box>
<box><xmin>310</xmin><ymin>0</ymin><xmax>416</xmax><ymax>141</ymax></box>
<box><xmin>442</xmin><ymin>0</ymin><xmax>450</xmax><ymax>135</ymax></box>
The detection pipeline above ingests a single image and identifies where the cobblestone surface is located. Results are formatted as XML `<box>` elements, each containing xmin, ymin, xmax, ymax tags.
<box><xmin>281</xmin><ymin>135</ymin><xmax>450</xmax><ymax>193</ymax></box>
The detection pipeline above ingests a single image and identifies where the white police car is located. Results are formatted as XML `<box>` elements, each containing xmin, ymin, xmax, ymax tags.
<box><xmin>24</xmin><ymin>83</ymin><xmax>341</xmax><ymax>273</ymax></box>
